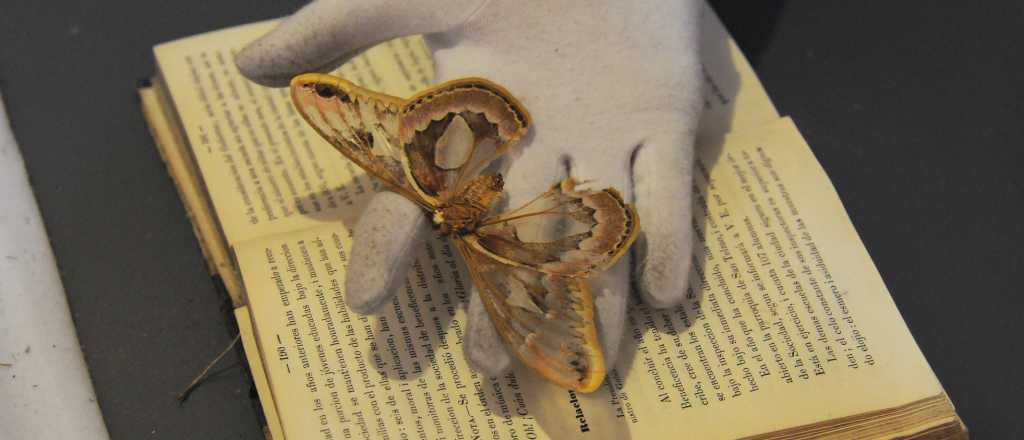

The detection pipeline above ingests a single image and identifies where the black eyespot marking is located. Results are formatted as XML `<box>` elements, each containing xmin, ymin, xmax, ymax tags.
<box><xmin>338</xmin><ymin>91</ymin><xmax>351</xmax><ymax>103</ymax></box>
<box><xmin>315</xmin><ymin>84</ymin><xmax>335</xmax><ymax>98</ymax></box>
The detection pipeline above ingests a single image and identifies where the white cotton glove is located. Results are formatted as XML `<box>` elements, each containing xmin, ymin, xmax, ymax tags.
<box><xmin>237</xmin><ymin>0</ymin><xmax>703</xmax><ymax>376</ymax></box>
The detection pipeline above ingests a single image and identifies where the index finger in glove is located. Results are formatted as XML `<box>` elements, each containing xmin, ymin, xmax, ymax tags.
<box><xmin>346</xmin><ymin>191</ymin><xmax>430</xmax><ymax>314</ymax></box>
<box><xmin>464</xmin><ymin>291</ymin><xmax>512</xmax><ymax>377</ymax></box>
<box><xmin>632</xmin><ymin>130</ymin><xmax>698</xmax><ymax>309</ymax></box>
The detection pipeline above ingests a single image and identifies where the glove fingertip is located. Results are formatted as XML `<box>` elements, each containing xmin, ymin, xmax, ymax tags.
<box><xmin>631</xmin><ymin>131</ymin><xmax>696</xmax><ymax>309</ymax></box>
<box><xmin>464</xmin><ymin>293</ymin><xmax>511</xmax><ymax>377</ymax></box>
<box><xmin>634</xmin><ymin>232</ymin><xmax>691</xmax><ymax>309</ymax></box>
<box><xmin>591</xmin><ymin>264</ymin><xmax>629</xmax><ymax>368</ymax></box>
<box><xmin>235</xmin><ymin>41</ymin><xmax>292</xmax><ymax>87</ymax></box>
<box><xmin>345</xmin><ymin>269</ymin><xmax>398</xmax><ymax>314</ymax></box>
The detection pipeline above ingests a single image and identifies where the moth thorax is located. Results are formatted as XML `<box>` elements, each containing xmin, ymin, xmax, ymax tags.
<box><xmin>434</xmin><ymin>203</ymin><xmax>481</xmax><ymax>237</ymax></box>
<box><xmin>432</xmin><ymin>210</ymin><xmax>452</xmax><ymax>236</ymax></box>
<box><xmin>434</xmin><ymin>174</ymin><xmax>504</xmax><ymax>236</ymax></box>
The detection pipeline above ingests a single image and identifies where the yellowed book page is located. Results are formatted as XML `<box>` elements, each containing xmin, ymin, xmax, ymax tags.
<box><xmin>697</xmin><ymin>1</ymin><xmax>779</xmax><ymax>143</ymax></box>
<box><xmin>154</xmin><ymin>21</ymin><xmax>433</xmax><ymax>246</ymax></box>
<box><xmin>236</xmin><ymin>224</ymin><xmax>632</xmax><ymax>440</ymax></box>
<box><xmin>599</xmin><ymin>117</ymin><xmax>943</xmax><ymax>438</ymax></box>
<box><xmin>234</xmin><ymin>229</ymin><xmax>458</xmax><ymax>439</ymax></box>
<box><xmin>236</xmin><ymin>306</ymin><xmax>286</xmax><ymax>440</ymax></box>
<box><xmin>236</xmin><ymin>117</ymin><xmax>944</xmax><ymax>440</ymax></box>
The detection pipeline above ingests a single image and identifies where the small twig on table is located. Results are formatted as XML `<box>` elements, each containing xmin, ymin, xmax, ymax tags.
<box><xmin>177</xmin><ymin>333</ymin><xmax>241</xmax><ymax>402</ymax></box>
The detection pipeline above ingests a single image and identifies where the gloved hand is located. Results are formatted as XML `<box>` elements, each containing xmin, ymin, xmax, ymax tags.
<box><xmin>236</xmin><ymin>0</ymin><xmax>703</xmax><ymax>376</ymax></box>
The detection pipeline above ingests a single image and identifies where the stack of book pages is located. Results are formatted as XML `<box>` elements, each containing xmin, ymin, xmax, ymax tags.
<box><xmin>139</xmin><ymin>4</ymin><xmax>967</xmax><ymax>439</ymax></box>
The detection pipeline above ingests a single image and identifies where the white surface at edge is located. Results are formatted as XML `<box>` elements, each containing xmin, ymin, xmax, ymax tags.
<box><xmin>0</xmin><ymin>93</ymin><xmax>111</xmax><ymax>439</ymax></box>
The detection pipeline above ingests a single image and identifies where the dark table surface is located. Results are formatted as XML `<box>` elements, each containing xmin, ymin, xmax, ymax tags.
<box><xmin>1</xmin><ymin>1</ymin><xmax>1021</xmax><ymax>439</ymax></box>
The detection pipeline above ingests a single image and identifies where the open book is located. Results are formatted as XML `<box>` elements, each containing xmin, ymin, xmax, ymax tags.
<box><xmin>139</xmin><ymin>6</ymin><xmax>966</xmax><ymax>439</ymax></box>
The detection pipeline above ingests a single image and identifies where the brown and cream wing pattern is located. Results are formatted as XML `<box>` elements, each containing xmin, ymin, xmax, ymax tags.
<box><xmin>454</xmin><ymin>238</ymin><xmax>606</xmax><ymax>392</ymax></box>
<box><xmin>291</xmin><ymin>74</ymin><xmax>423</xmax><ymax>204</ymax></box>
<box><xmin>291</xmin><ymin>74</ymin><xmax>531</xmax><ymax>208</ymax></box>
<box><xmin>398</xmin><ymin>78</ymin><xmax>531</xmax><ymax>204</ymax></box>
<box><xmin>468</xmin><ymin>178</ymin><xmax>640</xmax><ymax>278</ymax></box>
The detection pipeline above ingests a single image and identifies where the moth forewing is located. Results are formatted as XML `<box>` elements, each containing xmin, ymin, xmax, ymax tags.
<box><xmin>398</xmin><ymin>146</ymin><xmax>442</xmax><ymax>207</ymax></box>
<box><xmin>290</xmin><ymin>74</ymin><xmax>427</xmax><ymax>206</ymax></box>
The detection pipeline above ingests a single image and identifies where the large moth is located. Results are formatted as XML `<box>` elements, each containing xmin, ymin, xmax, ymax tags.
<box><xmin>290</xmin><ymin>74</ymin><xmax>638</xmax><ymax>392</ymax></box>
